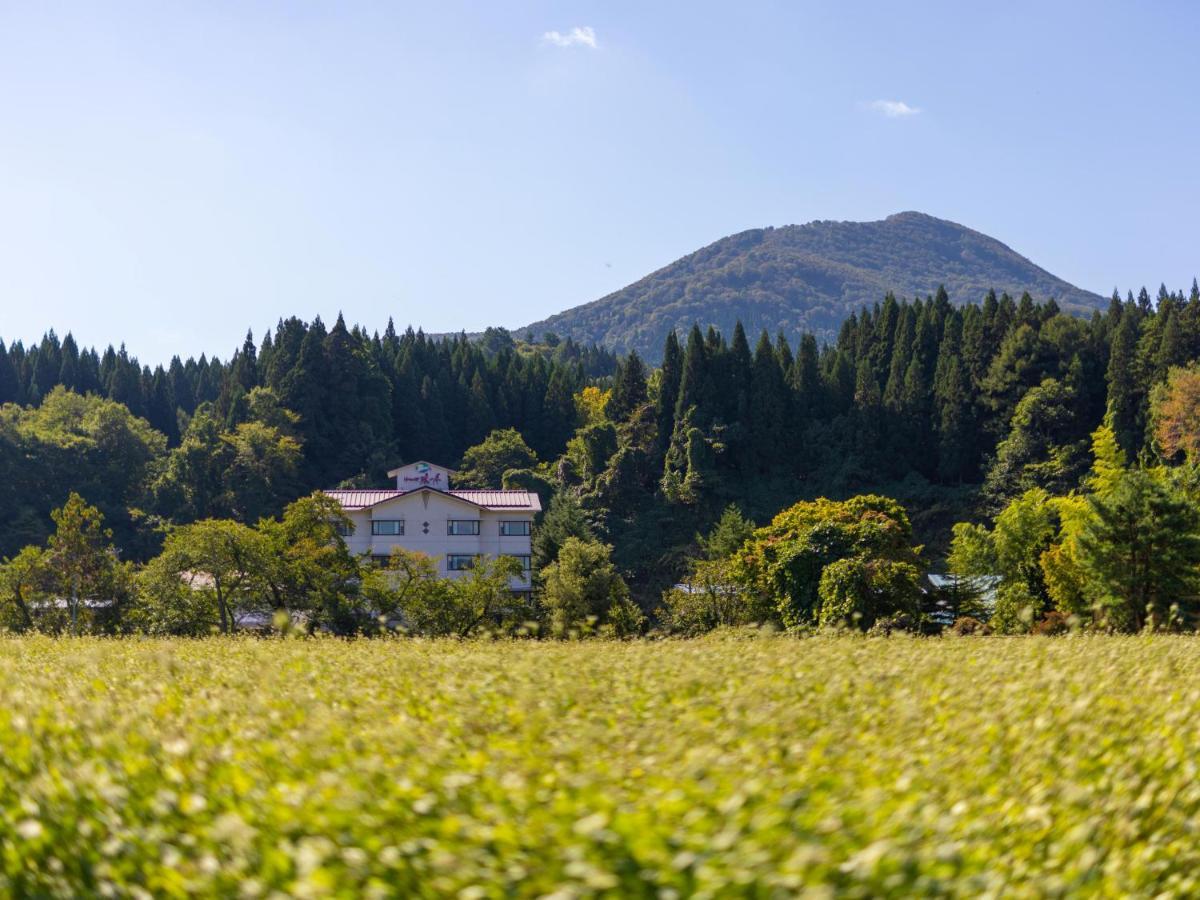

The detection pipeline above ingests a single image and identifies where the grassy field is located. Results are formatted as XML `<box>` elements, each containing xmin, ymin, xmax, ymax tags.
<box><xmin>2</xmin><ymin>635</ymin><xmax>1199</xmax><ymax>897</ymax></box>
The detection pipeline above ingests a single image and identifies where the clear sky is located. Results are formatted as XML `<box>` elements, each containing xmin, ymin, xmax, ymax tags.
<box><xmin>1</xmin><ymin>1</ymin><xmax>1197</xmax><ymax>363</ymax></box>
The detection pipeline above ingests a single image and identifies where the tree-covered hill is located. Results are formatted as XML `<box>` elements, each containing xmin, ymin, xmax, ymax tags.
<box><xmin>520</xmin><ymin>212</ymin><xmax>1106</xmax><ymax>360</ymax></box>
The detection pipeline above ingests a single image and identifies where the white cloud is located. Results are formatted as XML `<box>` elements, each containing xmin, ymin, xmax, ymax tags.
<box><xmin>865</xmin><ymin>99</ymin><xmax>921</xmax><ymax>118</ymax></box>
<box><xmin>542</xmin><ymin>26</ymin><xmax>597</xmax><ymax>49</ymax></box>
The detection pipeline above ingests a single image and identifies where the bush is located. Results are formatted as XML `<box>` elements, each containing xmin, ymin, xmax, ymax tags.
<box><xmin>732</xmin><ymin>494</ymin><xmax>924</xmax><ymax>629</ymax></box>
<box><xmin>867</xmin><ymin>612</ymin><xmax>938</xmax><ymax>636</ymax></box>
<box><xmin>541</xmin><ymin>537</ymin><xmax>634</xmax><ymax>637</ymax></box>
<box><xmin>950</xmin><ymin>616</ymin><xmax>992</xmax><ymax>636</ymax></box>
<box><xmin>1031</xmin><ymin>609</ymin><xmax>1072</xmax><ymax>635</ymax></box>
<box><xmin>658</xmin><ymin>558</ymin><xmax>760</xmax><ymax>636</ymax></box>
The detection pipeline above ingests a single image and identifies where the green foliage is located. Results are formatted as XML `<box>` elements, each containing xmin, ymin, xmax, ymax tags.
<box><xmin>0</xmin><ymin>388</ymin><xmax>166</xmax><ymax>557</ymax></box>
<box><xmin>0</xmin><ymin>493</ymin><xmax>139</xmax><ymax>635</ymax></box>
<box><xmin>983</xmin><ymin>378</ymin><xmax>1089</xmax><ymax>509</ymax></box>
<box><xmin>697</xmin><ymin>504</ymin><xmax>755</xmax><ymax>561</ymax></box>
<box><xmin>606</xmin><ymin>350</ymin><xmax>648</xmax><ymax>422</ymax></box>
<box><xmin>0</xmin><ymin>546</ymin><xmax>50</xmax><ymax>632</ymax></box>
<box><xmin>256</xmin><ymin>493</ymin><xmax>362</xmax><ymax>631</ymax></box>
<box><xmin>133</xmin><ymin>555</ymin><xmax>222</xmax><ymax>636</ymax></box>
<box><xmin>5</xmin><ymin>283</ymin><xmax>1200</xmax><ymax>627</ymax></box>
<box><xmin>532</xmin><ymin>492</ymin><xmax>595</xmax><ymax>574</ymax></box>
<box><xmin>455</xmin><ymin>428</ymin><xmax>539</xmax><ymax>489</ymax></box>
<box><xmin>732</xmin><ymin>495</ymin><xmax>922</xmax><ymax>630</ymax></box>
<box><xmin>540</xmin><ymin>537</ymin><xmax>641</xmax><ymax>637</ymax></box>
<box><xmin>817</xmin><ymin>557</ymin><xmax>922</xmax><ymax>629</ymax></box>
<box><xmin>44</xmin><ymin>493</ymin><xmax>128</xmax><ymax>634</ymax></box>
<box><xmin>7</xmin><ymin>637</ymin><xmax>1200</xmax><ymax>894</ymax></box>
<box><xmin>367</xmin><ymin>549</ymin><xmax>531</xmax><ymax>637</ymax></box>
<box><xmin>658</xmin><ymin>558</ymin><xmax>763</xmax><ymax>635</ymax></box>
<box><xmin>949</xmin><ymin>489</ymin><xmax>1057</xmax><ymax>633</ymax></box>
<box><xmin>564</xmin><ymin>421</ymin><xmax>618</xmax><ymax>484</ymax></box>
<box><xmin>1077</xmin><ymin>468</ymin><xmax>1200</xmax><ymax>631</ymax></box>
<box><xmin>519</xmin><ymin>212</ymin><xmax>1105</xmax><ymax>358</ymax></box>
<box><xmin>144</xmin><ymin>519</ymin><xmax>268</xmax><ymax>634</ymax></box>
<box><xmin>151</xmin><ymin>397</ymin><xmax>302</xmax><ymax>524</ymax></box>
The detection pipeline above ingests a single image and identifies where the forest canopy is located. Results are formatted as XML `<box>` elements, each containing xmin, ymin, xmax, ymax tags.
<box><xmin>3</xmin><ymin>277</ymin><xmax>1200</xmax><ymax>634</ymax></box>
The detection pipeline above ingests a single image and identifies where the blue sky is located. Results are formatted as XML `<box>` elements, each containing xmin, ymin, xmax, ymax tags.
<box><xmin>1</xmin><ymin>1</ymin><xmax>1196</xmax><ymax>363</ymax></box>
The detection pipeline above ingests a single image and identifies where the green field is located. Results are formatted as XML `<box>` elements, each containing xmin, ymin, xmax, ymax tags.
<box><xmin>2</xmin><ymin>636</ymin><xmax>1199</xmax><ymax>897</ymax></box>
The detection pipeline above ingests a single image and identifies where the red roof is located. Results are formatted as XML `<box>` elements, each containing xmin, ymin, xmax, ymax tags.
<box><xmin>450</xmin><ymin>490</ymin><xmax>542</xmax><ymax>511</ymax></box>
<box><xmin>322</xmin><ymin>488</ymin><xmax>540</xmax><ymax>512</ymax></box>
<box><xmin>323</xmin><ymin>490</ymin><xmax>403</xmax><ymax>509</ymax></box>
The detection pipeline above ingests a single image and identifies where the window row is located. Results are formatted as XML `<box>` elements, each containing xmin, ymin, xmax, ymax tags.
<box><xmin>340</xmin><ymin>519</ymin><xmax>532</xmax><ymax>537</ymax></box>
<box><xmin>449</xmin><ymin>554</ymin><xmax>532</xmax><ymax>572</ymax></box>
<box><xmin>368</xmin><ymin>554</ymin><xmax>532</xmax><ymax>572</ymax></box>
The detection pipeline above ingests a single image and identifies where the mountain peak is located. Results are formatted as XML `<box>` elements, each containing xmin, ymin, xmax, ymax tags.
<box><xmin>519</xmin><ymin>214</ymin><xmax>1103</xmax><ymax>361</ymax></box>
<box><xmin>885</xmin><ymin>210</ymin><xmax>940</xmax><ymax>221</ymax></box>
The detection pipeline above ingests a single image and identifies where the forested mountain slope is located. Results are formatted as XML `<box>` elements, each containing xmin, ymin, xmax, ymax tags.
<box><xmin>2</xmin><ymin>278</ymin><xmax>1199</xmax><ymax>623</ymax></box>
<box><xmin>521</xmin><ymin>212</ymin><xmax>1106</xmax><ymax>360</ymax></box>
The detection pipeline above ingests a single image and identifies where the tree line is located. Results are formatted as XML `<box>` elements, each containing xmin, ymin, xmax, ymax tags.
<box><xmin>0</xmin><ymin>320</ymin><xmax>613</xmax><ymax>559</ymax></box>
<box><xmin>551</xmin><ymin>279</ymin><xmax>1200</xmax><ymax>617</ymax></box>
<box><xmin>4</xmin><ymin>278</ymin><xmax>1200</xmax><ymax>635</ymax></box>
<box><xmin>0</xmin><ymin>490</ymin><xmax>640</xmax><ymax>638</ymax></box>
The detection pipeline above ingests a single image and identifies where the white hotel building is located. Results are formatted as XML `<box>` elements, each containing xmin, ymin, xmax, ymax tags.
<box><xmin>324</xmin><ymin>461</ymin><xmax>540</xmax><ymax>592</ymax></box>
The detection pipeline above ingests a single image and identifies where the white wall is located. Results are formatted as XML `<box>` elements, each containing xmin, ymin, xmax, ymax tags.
<box><xmin>343</xmin><ymin>490</ymin><xmax>533</xmax><ymax>590</ymax></box>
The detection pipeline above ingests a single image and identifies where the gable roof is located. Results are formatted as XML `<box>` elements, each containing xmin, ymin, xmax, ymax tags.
<box><xmin>322</xmin><ymin>487</ymin><xmax>540</xmax><ymax>512</ymax></box>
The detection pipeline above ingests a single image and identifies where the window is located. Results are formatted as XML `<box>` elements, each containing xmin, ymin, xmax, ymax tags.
<box><xmin>446</xmin><ymin>554</ymin><xmax>477</xmax><ymax>571</ymax></box>
<box><xmin>447</xmin><ymin>520</ymin><xmax>480</xmax><ymax>536</ymax></box>
<box><xmin>336</xmin><ymin>522</ymin><xmax>355</xmax><ymax>537</ymax></box>
<box><xmin>372</xmin><ymin>520</ymin><xmax>405</xmax><ymax>536</ymax></box>
<box><xmin>500</xmin><ymin>520</ymin><xmax>531</xmax><ymax>536</ymax></box>
<box><xmin>370</xmin><ymin>555</ymin><xmax>392</xmax><ymax>567</ymax></box>
<box><xmin>506</xmin><ymin>555</ymin><xmax>532</xmax><ymax>572</ymax></box>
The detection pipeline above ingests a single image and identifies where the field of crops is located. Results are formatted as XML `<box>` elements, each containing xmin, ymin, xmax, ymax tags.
<box><xmin>2</xmin><ymin>635</ymin><xmax>1199</xmax><ymax>896</ymax></box>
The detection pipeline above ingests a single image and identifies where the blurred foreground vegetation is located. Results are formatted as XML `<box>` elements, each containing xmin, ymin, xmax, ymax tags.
<box><xmin>3</xmin><ymin>635</ymin><xmax>1200</xmax><ymax>896</ymax></box>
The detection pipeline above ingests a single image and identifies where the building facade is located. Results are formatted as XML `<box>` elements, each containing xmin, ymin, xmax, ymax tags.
<box><xmin>324</xmin><ymin>462</ymin><xmax>540</xmax><ymax>592</ymax></box>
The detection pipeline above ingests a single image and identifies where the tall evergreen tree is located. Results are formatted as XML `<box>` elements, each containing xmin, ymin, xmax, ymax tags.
<box><xmin>0</xmin><ymin>341</ymin><xmax>17</xmax><ymax>405</ymax></box>
<box><xmin>675</xmin><ymin>326</ymin><xmax>715</xmax><ymax>429</ymax></box>
<box><xmin>791</xmin><ymin>334</ymin><xmax>821</xmax><ymax>418</ymax></box>
<box><xmin>1106</xmin><ymin>306</ymin><xmax>1143</xmax><ymax>458</ymax></box>
<box><xmin>748</xmin><ymin>331</ymin><xmax>788</xmax><ymax>471</ymax></box>
<box><xmin>655</xmin><ymin>331</ymin><xmax>683</xmax><ymax>459</ymax></box>
<box><xmin>607</xmin><ymin>350</ymin><xmax>648</xmax><ymax>422</ymax></box>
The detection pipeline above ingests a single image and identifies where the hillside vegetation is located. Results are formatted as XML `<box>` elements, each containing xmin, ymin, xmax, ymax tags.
<box><xmin>6</xmin><ymin>281</ymin><xmax>1200</xmax><ymax>631</ymax></box>
<box><xmin>522</xmin><ymin>212</ymin><xmax>1105</xmax><ymax>359</ymax></box>
<box><xmin>3</xmin><ymin>636</ymin><xmax>1200</xmax><ymax>896</ymax></box>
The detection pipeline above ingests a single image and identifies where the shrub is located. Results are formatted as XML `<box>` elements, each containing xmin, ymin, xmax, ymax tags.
<box><xmin>731</xmin><ymin>494</ymin><xmax>924</xmax><ymax>629</ymax></box>
<box><xmin>540</xmin><ymin>537</ymin><xmax>634</xmax><ymax>637</ymax></box>
<box><xmin>950</xmin><ymin>616</ymin><xmax>992</xmax><ymax>635</ymax></box>
<box><xmin>867</xmin><ymin>612</ymin><xmax>934</xmax><ymax>636</ymax></box>
<box><xmin>1031</xmin><ymin>610</ymin><xmax>1072</xmax><ymax>635</ymax></box>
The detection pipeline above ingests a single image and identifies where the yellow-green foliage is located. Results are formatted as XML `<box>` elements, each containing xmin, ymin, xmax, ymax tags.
<box><xmin>733</xmin><ymin>495</ymin><xmax>921</xmax><ymax>629</ymax></box>
<box><xmin>6</xmin><ymin>637</ymin><xmax>1200</xmax><ymax>895</ymax></box>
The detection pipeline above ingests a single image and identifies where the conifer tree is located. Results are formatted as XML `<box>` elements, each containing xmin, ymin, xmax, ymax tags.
<box><xmin>58</xmin><ymin>333</ymin><xmax>81</xmax><ymax>393</ymax></box>
<box><xmin>749</xmin><ymin>331</ymin><xmax>787</xmax><ymax>471</ymax></box>
<box><xmin>231</xmin><ymin>330</ymin><xmax>259</xmax><ymax>392</ymax></box>
<box><xmin>0</xmin><ymin>341</ymin><xmax>16</xmax><ymax>405</ymax></box>
<box><xmin>783</xmin><ymin>334</ymin><xmax>810</xmax><ymax>406</ymax></box>
<box><xmin>675</xmin><ymin>326</ymin><xmax>714</xmax><ymax>428</ymax></box>
<box><xmin>726</xmin><ymin>322</ymin><xmax>753</xmax><ymax>426</ymax></box>
<box><xmin>654</xmin><ymin>330</ymin><xmax>683</xmax><ymax>458</ymax></box>
<box><xmin>883</xmin><ymin>308</ymin><xmax>914</xmax><ymax>411</ymax></box>
<box><xmin>1106</xmin><ymin>306</ymin><xmax>1143</xmax><ymax>458</ymax></box>
<box><xmin>1079</xmin><ymin>468</ymin><xmax>1200</xmax><ymax>630</ymax></box>
<box><xmin>607</xmin><ymin>350</ymin><xmax>648</xmax><ymax>422</ymax></box>
<box><xmin>934</xmin><ymin>353</ymin><xmax>975</xmax><ymax>482</ymax></box>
